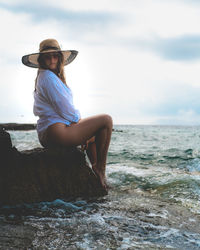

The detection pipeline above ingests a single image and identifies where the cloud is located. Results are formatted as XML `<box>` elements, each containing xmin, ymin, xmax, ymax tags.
<box><xmin>154</xmin><ymin>109</ymin><xmax>200</xmax><ymax>125</ymax></box>
<box><xmin>146</xmin><ymin>35</ymin><xmax>200</xmax><ymax>61</ymax></box>
<box><xmin>180</xmin><ymin>0</ymin><xmax>200</xmax><ymax>4</ymax></box>
<box><xmin>135</xmin><ymin>83</ymin><xmax>200</xmax><ymax>118</ymax></box>
<box><xmin>1</xmin><ymin>0</ymin><xmax>200</xmax><ymax>125</ymax></box>
<box><xmin>0</xmin><ymin>2</ymin><xmax>116</xmax><ymax>26</ymax></box>
<box><xmin>0</xmin><ymin>1</ymin><xmax>121</xmax><ymax>48</ymax></box>
<box><xmin>124</xmin><ymin>34</ymin><xmax>200</xmax><ymax>61</ymax></box>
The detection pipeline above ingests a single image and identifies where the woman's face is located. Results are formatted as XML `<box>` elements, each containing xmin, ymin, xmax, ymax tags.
<box><xmin>43</xmin><ymin>52</ymin><xmax>59</xmax><ymax>70</ymax></box>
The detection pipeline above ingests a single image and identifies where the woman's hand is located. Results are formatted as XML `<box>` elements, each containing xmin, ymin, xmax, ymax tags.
<box><xmin>70</xmin><ymin>120</ymin><xmax>95</xmax><ymax>151</ymax></box>
<box><xmin>81</xmin><ymin>141</ymin><xmax>89</xmax><ymax>151</ymax></box>
<box><xmin>81</xmin><ymin>136</ymin><xmax>95</xmax><ymax>151</ymax></box>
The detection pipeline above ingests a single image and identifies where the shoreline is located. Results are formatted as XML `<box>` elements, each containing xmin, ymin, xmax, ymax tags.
<box><xmin>0</xmin><ymin>123</ymin><xmax>200</xmax><ymax>131</ymax></box>
<box><xmin>0</xmin><ymin>123</ymin><xmax>121</xmax><ymax>132</ymax></box>
<box><xmin>0</xmin><ymin>123</ymin><xmax>36</xmax><ymax>130</ymax></box>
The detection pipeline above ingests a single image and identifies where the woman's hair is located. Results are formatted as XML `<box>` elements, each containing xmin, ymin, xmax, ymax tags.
<box><xmin>35</xmin><ymin>52</ymin><xmax>67</xmax><ymax>91</ymax></box>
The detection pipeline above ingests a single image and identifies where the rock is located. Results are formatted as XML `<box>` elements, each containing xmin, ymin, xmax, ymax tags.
<box><xmin>112</xmin><ymin>128</ymin><xmax>123</xmax><ymax>132</ymax></box>
<box><xmin>0</xmin><ymin>128</ymin><xmax>13</xmax><ymax>154</ymax></box>
<box><xmin>0</xmin><ymin>123</ymin><xmax>36</xmax><ymax>130</ymax></box>
<box><xmin>0</xmin><ymin>129</ymin><xmax>107</xmax><ymax>206</ymax></box>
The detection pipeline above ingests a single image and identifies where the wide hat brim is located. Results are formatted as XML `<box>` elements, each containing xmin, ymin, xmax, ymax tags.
<box><xmin>22</xmin><ymin>50</ymin><xmax>78</xmax><ymax>68</ymax></box>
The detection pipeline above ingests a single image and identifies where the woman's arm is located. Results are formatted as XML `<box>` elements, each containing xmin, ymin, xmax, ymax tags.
<box><xmin>41</xmin><ymin>71</ymin><xmax>80</xmax><ymax>123</ymax></box>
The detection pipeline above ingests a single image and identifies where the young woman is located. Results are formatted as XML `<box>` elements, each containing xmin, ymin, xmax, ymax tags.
<box><xmin>22</xmin><ymin>38</ymin><xmax>113</xmax><ymax>190</ymax></box>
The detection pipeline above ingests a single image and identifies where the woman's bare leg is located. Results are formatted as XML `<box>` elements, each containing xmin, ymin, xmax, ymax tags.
<box><xmin>93</xmin><ymin>123</ymin><xmax>112</xmax><ymax>188</ymax></box>
<box><xmin>44</xmin><ymin>114</ymin><xmax>113</xmax><ymax>188</ymax></box>
<box><xmin>86</xmin><ymin>138</ymin><xmax>97</xmax><ymax>168</ymax></box>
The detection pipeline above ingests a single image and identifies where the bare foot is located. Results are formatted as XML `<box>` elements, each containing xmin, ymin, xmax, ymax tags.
<box><xmin>92</xmin><ymin>164</ymin><xmax>108</xmax><ymax>190</ymax></box>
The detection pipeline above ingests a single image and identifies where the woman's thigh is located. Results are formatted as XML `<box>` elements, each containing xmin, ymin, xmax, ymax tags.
<box><xmin>45</xmin><ymin>114</ymin><xmax>112</xmax><ymax>147</ymax></box>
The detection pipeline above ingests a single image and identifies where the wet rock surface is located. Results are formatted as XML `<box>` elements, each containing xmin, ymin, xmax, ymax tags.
<box><xmin>0</xmin><ymin>190</ymin><xmax>199</xmax><ymax>249</ymax></box>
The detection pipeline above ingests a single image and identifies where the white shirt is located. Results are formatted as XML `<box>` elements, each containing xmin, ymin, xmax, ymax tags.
<box><xmin>33</xmin><ymin>69</ymin><xmax>81</xmax><ymax>140</ymax></box>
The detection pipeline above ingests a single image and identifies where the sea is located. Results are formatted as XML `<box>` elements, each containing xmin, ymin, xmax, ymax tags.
<box><xmin>0</xmin><ymin>125</ymin><xmax>200</xmax><ymax>249</ymax></box>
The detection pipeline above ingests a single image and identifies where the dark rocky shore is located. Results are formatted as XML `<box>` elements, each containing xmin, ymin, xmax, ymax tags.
<box><xmin>0</xmin><ymin>128</ymin><xmax>107</xmax><ymax>248</ymax></box>
<box><xmin>0</xmin><ymin>123</ymin><xmax>36</xmax><ymax>130</ymax></box>
<box><xmin>0</xmin><ymin>128</ymin><xmax>106</xmax><ymax>206</ymax></box>
<box><xmin>0</xmin><ymin>123</ymin><xmax>121</xmax><ymax>132</ymax></box>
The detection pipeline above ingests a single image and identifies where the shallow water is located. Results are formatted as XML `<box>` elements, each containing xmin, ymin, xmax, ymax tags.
<box><xmin>1</xmin><ymin>125</ymin><xmax>200</xmax><ymax>249</ymax></box>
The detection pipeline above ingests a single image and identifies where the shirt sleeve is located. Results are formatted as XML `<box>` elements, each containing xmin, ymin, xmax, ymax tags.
<box><xmin>41</xmin><ymin>71</ymin><xmax>80</xmax><ymax>123</ymax></box>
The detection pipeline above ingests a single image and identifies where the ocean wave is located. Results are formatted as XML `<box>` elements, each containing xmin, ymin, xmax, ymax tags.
<box><xmin>185</xmin><ymin>158</ymin><xmax>200</xmax><ymax>172</ymax></box>
<box><xmin>108</xmin><ymin>168</ymin><xmax>200</xmax><ymax>206</ymax></box>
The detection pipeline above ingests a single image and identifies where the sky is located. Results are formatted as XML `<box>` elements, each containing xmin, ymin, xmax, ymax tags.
<box><xmin>1</xmin><ymin>0</ymin><xmax>200</xmax><ymax>125</ymax></box>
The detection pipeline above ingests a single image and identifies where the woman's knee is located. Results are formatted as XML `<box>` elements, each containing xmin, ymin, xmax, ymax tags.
<box><xmin>102</xmin><ymin>114</ymin><xmax>113</xmax><ymax>128</ymax></box>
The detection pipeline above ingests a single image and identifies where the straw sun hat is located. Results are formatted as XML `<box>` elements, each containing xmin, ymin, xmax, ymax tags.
<box><xmin>22</xmin><ymin>38</ymin><xmax>78</xmax><ymax>68</ymax></box>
